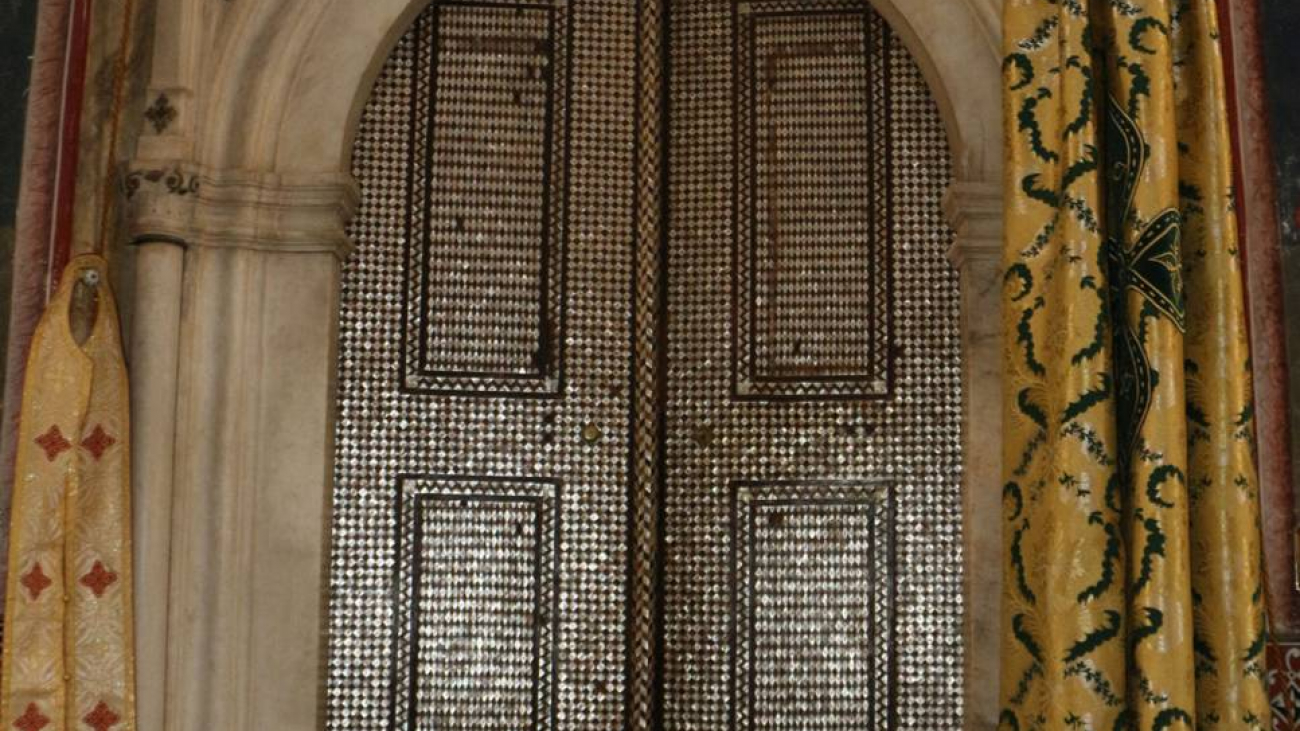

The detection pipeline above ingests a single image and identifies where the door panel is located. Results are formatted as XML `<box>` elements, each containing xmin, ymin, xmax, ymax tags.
<box><xmin>328</xmin><ymin>3</ymin><xmax>640</xmax><ymax>729</ymax></box>
<box><xmin>662</xmin><ymin>1</ymin><xmax>964</xmax><ymax>727</ymax></box>
<box><xmin>401</xmin><ymin>2</ymin><xmax>570</xmax><ymax>397</ymax></box>
<box><xmin>329</xmin><ymin>0</ymin><xmax>964</xmax><ymax>728</ymax></box>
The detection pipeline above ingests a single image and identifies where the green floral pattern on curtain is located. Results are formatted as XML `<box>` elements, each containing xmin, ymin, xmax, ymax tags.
<box><xmin>999</xmin><ymin>0</ymin><xmax>1270</xmax><ymax>728</ymax></box>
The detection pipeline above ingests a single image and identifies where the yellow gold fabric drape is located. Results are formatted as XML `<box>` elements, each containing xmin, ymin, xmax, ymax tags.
<box><xmin>1</xmin><ymin>255</ymin><xmax>134</xmax><ymax>731</ymax></box>
<box><xmin>1000</xmin><ymin>0</ymin><xmax>1269</xmax><ymax>728</ymax></box>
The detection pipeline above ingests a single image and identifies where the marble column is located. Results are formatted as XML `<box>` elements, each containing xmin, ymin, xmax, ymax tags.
<box><xmin>125</xmin><ymin>163</ymin><xmax>356</xmax><ymax>730</ymax></box>
<box><xmin>126</xmin><ymin>239</ymin><xmax>183</xmax><ymax>731</ymax></box>
<box><xmin>945</xmin><ymin>180</ymin><xmax>1004</xmax><ymax>731</ymax></box>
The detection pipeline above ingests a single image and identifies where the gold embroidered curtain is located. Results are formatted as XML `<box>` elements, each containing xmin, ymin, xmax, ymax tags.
<box><xmin>1</xmin><ymin>255</ymin><xmax>134</xmax><ymax>731</ymax></box>
<box><xmin>1000</xmin><ymin>0</ymin><xmax>1270</xmax><ymax>728</ymax></box>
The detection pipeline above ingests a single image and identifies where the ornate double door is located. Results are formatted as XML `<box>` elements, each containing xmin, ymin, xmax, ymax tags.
<box><xmin>327</xmin><ymin>1</ymin><xmax>963</xmax><ymax>729</ymax></box>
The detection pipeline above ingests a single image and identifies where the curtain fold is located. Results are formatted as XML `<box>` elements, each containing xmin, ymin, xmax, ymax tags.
<box><xmin>1000</xmin><ymin>0</ymin><xmax>1269</xmax><ymax>728</ymax></box>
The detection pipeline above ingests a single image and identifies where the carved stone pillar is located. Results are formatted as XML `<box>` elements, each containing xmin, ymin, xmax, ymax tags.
<box><xmin>125</xmin><ymin>163</ymin><xmax>357</xmax><ymax>730</ymax></box>
<box><xmin>944</xmin><ymin>180</ymin><xmax>1004</xmax><ymax>731</ymax></box>
<box><xmin>126</xmin><ymin>237</ymin><xmax>183</xmax><ymax>731</ymax></box>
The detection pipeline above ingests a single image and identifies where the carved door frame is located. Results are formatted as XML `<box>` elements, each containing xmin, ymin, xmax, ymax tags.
<box><xmin>124</xmin><ymin>1</ymin><xmax>1005</xmax><ymax>728</ymax></box>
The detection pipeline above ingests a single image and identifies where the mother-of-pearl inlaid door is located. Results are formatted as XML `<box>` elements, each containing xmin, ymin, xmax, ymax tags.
<box><xmin>326</xmin><ymin>1</ymin><xmax>963</xmax><ymax>729</ymax></box>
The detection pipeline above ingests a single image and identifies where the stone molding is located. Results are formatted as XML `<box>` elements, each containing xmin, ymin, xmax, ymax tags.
<box><xmin>943</xmin><ymin>178</ymin><xmax>1005</xmax><ymax>731</ymax></box>
<box><xmin>123</xmin><ymin>161</ymin><xmax>359</xmax><ymax>257</ymax></box>
<box><xmin>944</xmin><ymin>180</ymin><xmax>1004</xmax><ymax>269</ymax></box>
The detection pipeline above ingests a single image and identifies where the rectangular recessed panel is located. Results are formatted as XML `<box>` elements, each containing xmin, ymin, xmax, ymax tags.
<box><xmin>663</xmin><ymin>3</ymin><xmax>963</xmax><ymax>724</ymax></box>
<box><xmin>404</xmin><ymin>2</ymin><xmax>570</xmax><ymax>396</ymax></box>
<box><xmin>393</xmin><ymin>476</ymin><xmax>559</xmax><ymax>731</ymax></box>
<box><xmin>731</xmin><ymin>480</ymin><xmax>893</xmax><ymax>731</ymax></box>
<box><xmin>735</xmin><ymin>5</ymin><xmax>891</xmax><ymax>400</ymax></box>
<box><xmin>331</xmin><ymin>2</ymin><xmax>638</xmax><ymax>729</ymax></box>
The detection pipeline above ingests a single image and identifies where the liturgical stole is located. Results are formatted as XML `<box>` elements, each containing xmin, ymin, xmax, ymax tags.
<box><xmin>1</xmin><ymin>254</ymin><xmax>134</xmax><ymax>731</ymax></box>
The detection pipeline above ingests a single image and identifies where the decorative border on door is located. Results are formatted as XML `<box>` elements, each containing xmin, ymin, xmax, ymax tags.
<box><xmin>389</xmin><ymin>474</ymin><xmax>561</xmax><ymax>731</ymax></box>
<box><xmin>400</xmin><ymin>0</ymin><xmax>574</xmax><ymax>398</ymax></box>
<box><xmin>625</xmin><ymin>0</ymin><xmax>669</xmax><ymax>727</ymax></box>
<box><xmin>729</xmin><ymin>479</ymin><xmax>896</xmax><ymax>731</ymax></box>
<box><xmin>732</xmin><ymin>0</ymin><xmax>894</xmax><ymax>402</ymax></box>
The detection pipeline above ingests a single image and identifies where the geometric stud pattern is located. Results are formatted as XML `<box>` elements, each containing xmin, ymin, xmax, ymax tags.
<box><xmin>733</xmin><ymin>2</ymin><xmax>894</xmax><ymax>402</ymax></box>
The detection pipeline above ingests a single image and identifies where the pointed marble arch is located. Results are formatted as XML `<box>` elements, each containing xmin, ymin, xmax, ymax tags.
<box><xmin>244</xmin><ymin>0</ymin><xmax>1003</xmax><ymax>183</ymax></box>
<box><xmin>126</xmin><ymin>0</ymin><xmax>1006</xmax><ymax>729</ymax></box>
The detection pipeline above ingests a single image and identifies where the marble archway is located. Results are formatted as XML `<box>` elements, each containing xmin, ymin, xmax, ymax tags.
<box><xmin>124</xmin><ymin>0</ymin><xmax>1005</xmax><ymax>728</ymax></box>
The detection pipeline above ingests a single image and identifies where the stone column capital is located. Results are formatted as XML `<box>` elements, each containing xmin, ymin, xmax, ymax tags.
<box><xmin>124</xmin><ymin>161</ymin><xmax>360</xmax><ymax>258</ymax></box>
<box><xmin>943</xmin><ymin>180</ymin><xmax>1003</xmax><ymax>271</ymax></box>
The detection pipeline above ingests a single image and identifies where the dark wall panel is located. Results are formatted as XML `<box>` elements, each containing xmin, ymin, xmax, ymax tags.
<box><xmin>0</xmin><ymin>0</ymin><xmax>39</xmax><ymax>400</ymax></box>
<box><xmin>1259</xmin><ymin>0</ymin><xmax>1300</xmax><ymax>512</ymax></box>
